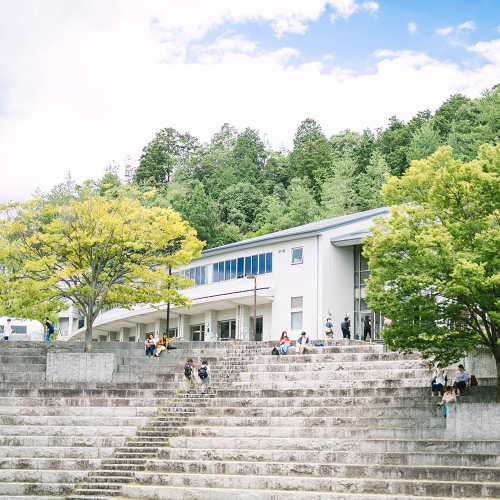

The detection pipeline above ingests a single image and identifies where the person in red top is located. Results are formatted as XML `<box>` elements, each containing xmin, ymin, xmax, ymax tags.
<box><xmin>279</xmin><ymin>331</ymin><xmax>291</xmax><ymax>354</ymax></box>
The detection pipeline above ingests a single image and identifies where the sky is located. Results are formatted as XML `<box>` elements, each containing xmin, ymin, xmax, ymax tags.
<box><xmin>1</xmin><ymin>0</ymin><xmax>500</xmax><ymax>202</ymax></box>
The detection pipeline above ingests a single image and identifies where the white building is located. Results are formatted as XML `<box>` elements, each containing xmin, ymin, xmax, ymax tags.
<box><xmin>66</xmin><ymin>207</ymin><xmax>389</xmax><ymax>343</ymax></box>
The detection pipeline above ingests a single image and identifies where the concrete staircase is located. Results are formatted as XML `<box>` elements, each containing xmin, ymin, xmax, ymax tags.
<box><xmin>0</xmin><ymin>340</ymin><xmax>498</xmax><ymax>500</ymax></box>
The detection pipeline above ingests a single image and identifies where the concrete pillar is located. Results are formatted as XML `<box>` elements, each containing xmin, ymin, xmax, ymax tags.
<box><xmin>117</xmin><ymin>327</ymin><xmax>126</xmax><ymax>342</ymax></box>
<box><xmin>136</xmin><ymin>323</ymin><xmax>146</xmax><ymax>342</ymax></box>
<box><xmin>178</xmin><ymin>315</ymin><xmax>191</xmax><ymax>341</ymax></box>
<box><xmin>154</xmin><ymin>318</ymin><xmax>167</xmax><ymax>339</ymax></box>
<box><xmin>239</xmin><ymin>305</ymin><xmax>250</xmax><ymax>342</ymax></box>
<box><xmin>205</xmin><ymin>310</ymin><xmax>218</xmax><ymax>342</ymax></box>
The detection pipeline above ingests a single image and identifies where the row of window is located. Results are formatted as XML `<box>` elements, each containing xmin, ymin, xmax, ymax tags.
<box><xmin>180</xmin><ymin>265</ymin><xmax>207</xmax><ymax>286</ymax></box>
<box><xmin>213</xmin><ymin>253</ymin><xmax>272</xmax><ymax>282</ymax></box>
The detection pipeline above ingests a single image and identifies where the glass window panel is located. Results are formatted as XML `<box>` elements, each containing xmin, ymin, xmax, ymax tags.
<box><xmin>250</xmin><ymin>316</ymin><xmax>263</xmax><ymax>341</ymax></box>
<box><xmin>291</xmin><ymin>312</ymin><xmax>303</xmax><ymax>330</ymax></box>
<box><xmin>252</xmin><ymin>255</ymin><xmax>258</xmax><ymax>275</ymax></box>
<box><xmin>291</xmin><ymin>296</ymin><xmax>303</xmax><ymax>309</ymax></box>
<box><xmin>201</xmin><ymin>265</ymin><xmax>205</xmax><ymax>285</ymax></box>
<box><xmin>225</xmin><ymin>260</ymin><xmax>230</xmax><ymax>280</ymax></box>
<box><xmin>219</xmin><ymin>262</ymin><xmax>224</xmax><ymax>281</ymax></box>
<box><xmin>218</xmin><ymin>321</ymin><xmax>230</xmax><ymax>339</ymax></box>
<box><xmin>230</xmin><ymin>259</ymin><xmax>236</xmax><ymax>279</ymax></box>
<box><xmin>189</xmin><ymin>268</ymin><xmax>195</xmax><ymax>280</ymax></box>
<box><xmin>266</xmin><ymin>253</ymin><xmax>272</xmax><ymax>273</ymax></box>
<box><xmin>245</xmin><ymin>256</ymin><xmax>251</xmax><ymax>276</ymax></box>
<box><xmin>258</xmin><ymin>253</ymin><xmax>265</xmax><ymax>275</ymax></box>
<box><xmin>237</xmin><ymin>258</ymin><xmax>244</xmax><ymax>278</ymax></box>
<box><xmin>213</xmin><ymin>263</ymin><xmax>218</xmax><ymax>283</ymax></box>
<box><xmin>354</xmin><ymin>246</ymin><xmax>360</xmax><ymax>272</ymax></box>
<box><xmin>291</xmin><ymin>247</ymin><xmax>303</xmax><ymax>264</ymax></box>
<box><xmin>195</xmin><ymin>266</ymin><xmax>201</xmax><ymax>286</ymax></box>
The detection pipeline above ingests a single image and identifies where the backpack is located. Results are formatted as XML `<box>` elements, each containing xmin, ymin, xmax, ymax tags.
<box><xmin>470</xmin><ymin>375</ymin><xmax>478</xmax><ymax>386</ymax></box>
<box><xmin>341</xmin><ymin>321</ymin><xmax>349</xmax><ymax>333</ymax></box>
<box><xmin>271</xmin><ymin>347</ymin><xmax>280</xmax><ymax>355</ymax></box>
<box><xmin>184</xmin><ymin>363</ymin><xmax>192</xmax><ymax>376</ymax></box>
<box><xmin>198</xmin><ymin>365</ymin><xmax>208</xmax><ymax>379</ymax></box>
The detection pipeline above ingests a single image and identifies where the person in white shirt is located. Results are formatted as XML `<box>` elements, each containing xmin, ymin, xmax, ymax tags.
<box><xmin>296</xmin><ymin>331</ymin><xmax>310</xmax><ymax>355</ymax></box>
<box><xmin>3</xmin><ymin>319</ymin><xmax>11</xmax><ymax>340</ymax></box>
<box><xmin>198</xmin><ymin>360</ymin><xmax>211</xmax><ymax>394</ymax></box>
<box><xmin>431</xmin><ymin>363</ymin><xmax>446</xmax><ymax>397</ymax></box>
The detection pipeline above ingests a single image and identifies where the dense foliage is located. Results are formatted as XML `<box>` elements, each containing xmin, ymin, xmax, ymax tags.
<box><xmin>364</xmin><ymin>144</ymin><xmax>500</xmax><ymax>401</ymax></box>
<box><xmin>41</xmin><ymin>86</ymin><xmax>500</xmax><ymax>249</ymax></box>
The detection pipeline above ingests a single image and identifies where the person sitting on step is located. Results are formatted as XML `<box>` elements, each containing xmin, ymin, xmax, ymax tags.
<box><xmin>145</xmin><ymin>334</ymin><xmax>156</xmax><ymax>357</ymax></box>
<box><xmin>437</xmin><ymin>386</ymin><xmax>456</xmax><ymax>417</ymax></box>
<box><xmin>155</xmin><ymin>333</ymin><xmax>170</xmax><ymax>357</ymax></box>
<box><xmin>452</xmin><ymin>364</ymin><xmax>468</xmax><ymax>396</ymax></box>
<box><xmin>296</xmin><ymin>331</ymin><xmax>310</xmax><ymax>355</ymax></box>
<box><xmin>431</xmin><ymin>362</ymin><xmax>446</xmax><ymax>397</ymax></box>
<box><xmin>279</xmin><ymin>331</ymin><xmax>291</xmax><ymax>354</ymax></box>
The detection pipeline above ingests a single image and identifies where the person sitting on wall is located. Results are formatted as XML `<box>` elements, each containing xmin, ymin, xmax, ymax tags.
<box><xmin>279</xmin><ymin>331</ymin><xmax>291</xmax><ymax>354</ymax></box>
<box><xmin>437</xmin><ymin>386</ymin><xmax>457</xmax><ymax>417</ymax></box>
<box><xmin>452</xmin><ymin>364</ymin><xmax>468</xmax><ymax>396</ymax></box>
<box><xmin>155</xmin><ymin>333</ymin><xmax>170</xmax><ymax>357</ymax></box>
<box><xmin>145</xmin><ymin>334</ymin><xmax>156</xmax><ymax>357</ymax></box>
<box><xmin>431</xmin><ymin>363</ymin><xmax>446</xmax><ymax>397</ymax></box>
<box><xmin>296</xmin><ymin>331</ymin><xmax>310</xmax><ymax>355</ymax></box>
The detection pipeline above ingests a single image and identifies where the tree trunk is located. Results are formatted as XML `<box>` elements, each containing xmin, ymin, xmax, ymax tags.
<box><xmin>84</xmin><ymin>316</ymin><xmax>93</xmax><ymax>353</ymax></box>
<box><xmin>496</xmin><ymin>356</ymin><xmax>500</xmax><ymax>403</ymax></box>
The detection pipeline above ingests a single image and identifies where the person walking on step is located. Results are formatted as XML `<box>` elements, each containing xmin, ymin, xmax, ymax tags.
<box><xmin>183</xmin><ymin>358</ymin><xmax>196</xmax><ymax>392</ymax></box>
<box><xmin>198</xmin><ymin>360</ymin><xmax>211</xmax><ymax>394</ymax></box>
<box><xmin>431</xmin><ymin>363</ymin><xmax>445</xmax><ymax>397</ymax></box>
<box><xmin>437</xmin><ymin>386</ymin><xmax>456</xmax><ymax>417</ymax></box>
<box><xmin>325</xmin><ymin>318</ymin><xmax>334</xmax><ymax>339</ymax></box>
<box><xmin>145</xmin><ymin>334</ymin><xmax>156</xmax><ymax>357</ymax></box>
<box><xmin>363</xmin><ymin>315</ymin><xmax>371</xmax><ymax>342</ymax></box>
<box><xmin>296</xmin><ymin>331</ymin><xmax>310</xmax><ymax>355</ymax></box>
<box><xmin>44</xmin><ymin>317</ymin><xmax>54</xmax><ymax>341</ymax></box>
<box><xmin>279</xmin><ymin>331</ymin><xmax>291</xmax><ymax>354</ymax></box>
<box><xmin>340</xmin><ymin>316</ymin><xmax>351</xmax><ymax>339</ymax></box>
<box><xmin>155</xmin><ymin>333</ymin><xmax>170</xmax><ymax>357</ymax></box>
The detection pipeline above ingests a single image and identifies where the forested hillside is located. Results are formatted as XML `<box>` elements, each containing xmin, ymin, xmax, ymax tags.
<box><xmin>45</xmin><ymin>86</ymin><xmax>500</xmax><ymax>249</ymax></box>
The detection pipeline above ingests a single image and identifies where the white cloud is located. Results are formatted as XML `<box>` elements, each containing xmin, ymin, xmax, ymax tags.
<box><xmin>0</xmin><ymin>3</ymin><xmax>498</xmax><ymax>203</ymax></box>
<box><xmin>407</xmin><ymin>22</ymin><xmax>417</xmax><ymax>35</ymax></box>
<box><xmin>435</xmin><ymin>26</ymin><xmax>454</xmax><ymax>36</ymax></box>
<box><xmin>458</xmin><ymin>21</ymin><xmax>476</xmax><ymax>31</ymax></box>
<box><xmin>467</xmin><ymin>38</ymin><xmax>500</xmax><ymax>66</ymax></box>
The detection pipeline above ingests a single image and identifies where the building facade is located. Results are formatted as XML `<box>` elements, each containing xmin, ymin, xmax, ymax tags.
<box><xmin>65</xmin><ymin>207</ymin><xmax>389</xmax><ymax>343</ymax></box>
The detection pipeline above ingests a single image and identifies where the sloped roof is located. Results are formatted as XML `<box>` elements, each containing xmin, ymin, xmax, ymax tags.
<box><xmin>202</xmin><ymin>206</ymin><xmax>389</xmax><ymax>256</ymax></box>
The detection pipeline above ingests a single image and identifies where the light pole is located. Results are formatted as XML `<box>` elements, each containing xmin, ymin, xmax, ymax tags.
<box><xmin>246</xmin><ymin>274</ymin><xmax>257</xmax><ymax>341</ymax></box>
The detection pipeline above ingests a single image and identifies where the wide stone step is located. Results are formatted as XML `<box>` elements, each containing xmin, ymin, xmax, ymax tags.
<box><xmin>173</xmin><ymin>425</ymin><xmax>445</xmax><ymax>439</ymax></box>
<box><xmin>151</xmin><ymin>416</ymin><xmax>445</xmax><ymax>429</ymax></box>
<box><xmin>0</xmin><ymin>406</ymin><xmax>158</xmax><ymax>417</ymax></box>
<box><xmin>239</xmin><ymin>369</ymin><xmax>430</xmax><ymax>381</ymax></box>
<box><xmin>0</xmin><ymin>415</ymin><xmax>150</xmax><ymax>426</ymax></box>
<box><xmin>245</xmin><ymin>360</ymin><xmax>430</xmax><ymax>372</ymax></box>
<box><xmin>0</xmin><ymin>457</ymin><xmax>102</xmax><ymax>470</ymax></box>
<box><xmin>128</xmin><ymin>472</ymin><xmax>500</xmax><ymax>497</ymax></box>
<box><xmin>0</xmin><ymin>425</ymin><xmax>138</xmax><ymax>437</ymax></box>
<box><xmin>0</xmin><ymin>356</ymin><xmax>46</xmax><ymax>364</ymax></box>
<box><xmin>231</xmin><ymin>380</ymin><xmax>431</xmax><ymax>390</ymax></box>
<box><xmin>0</xmin><ymin>363</ymin><xmax>46</xmax><ymax>372</ymax></box>
<box><xmin>0</xmin><ymin>397</ymin><xmax>178</xmax><ymax>407</ymax></box>
<box><xmin>86</xmin><ymin>475</ymin><xmax>133</xmax><ymax>483</ymax></box>
<box><xmin>0</xmin><ymin>469</ymin><xmax>87</xmax><ymax>483</ymax></box>
<box><xmin>0</xmin><ymin>435</ymin><xmax>127</xmax><ymax>447</ymax></box>
<box><xmin>0</xmin><ymin>482</ymin><xmax>76</xmax><ymax>495</ymax></box>
<box><xmin>157</xmin><ymin>447</ymin><xmax>500</xmax><ymax>467</ymax></box>
<box><xmin>0</xmin><ymin>388</ymin><xmax>179</xmax><ymax>398</ymax></box>
<box><xmin>139</xmin><ymin>459</ymin><xmax>500</xmax><ymax>482</ymax></box>
<box><xmin>0</xmin><ymin>446</ymin><xmax>115</xmax><ymax>459</ymax></box>
<box><xmin>166</xmin><ymin>436</ymin><xmax>500</xmax><ymax>454</ymax></box>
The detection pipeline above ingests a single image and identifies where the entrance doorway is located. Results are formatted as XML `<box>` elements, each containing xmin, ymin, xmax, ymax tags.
<box><xmin>250</xmin><ymin>316</ymin><xmax>263</xmax><ymax>341</ymax></box>
<box><xmin>218</xmin><ymin>320</ymin><xmax>236</xmax><ymax>340</ymax></box>
<box><xmin>190</xmin><ymin>324</ymin><xmax>205</xmax><ymax>341</ymax></box>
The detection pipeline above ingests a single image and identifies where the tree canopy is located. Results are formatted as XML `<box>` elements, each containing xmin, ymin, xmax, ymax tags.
<box><xmin>364</xmin><ymin>144</ymin><xmax>500</xmax><ymax>401</ymax></box>
<box><xmin>0</xmin><ymin>191</ymin><xmax>204</xmax><ymax>351</ymax></box>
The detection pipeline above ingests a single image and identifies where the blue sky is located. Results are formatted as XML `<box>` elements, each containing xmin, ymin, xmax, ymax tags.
<box><xmin>0</xmin><ymin>0</ymin><xmax>499</xmax><ymax>202</ymax></box>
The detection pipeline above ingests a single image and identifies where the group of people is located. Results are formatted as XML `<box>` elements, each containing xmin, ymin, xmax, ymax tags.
<box><xmin>279</xmin><ymin>331</ymin><xmax>310</xmax><ymax>355</ymax></box>
<box><xmin>325</xmin><ymin>315</ymin><xmax>372</xmax><ymax>341</ymax></box>
<box><xmin>145</xmin><ymin>333</ymin><xmax>175</xmax><ymax>357</ymax></box>
<box><xmin>183</xmin><ymin>358</ymin><xmax>211</xmax><ymax>394</ymax></box>
<box><xmin>432</xmin><ymin>363</ymin><xmax>470</xmax><ymax>416</ymax></box>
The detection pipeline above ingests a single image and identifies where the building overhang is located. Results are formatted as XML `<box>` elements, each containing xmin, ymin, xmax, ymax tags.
<box><xmin>330</xmin><ymin>229</ymin><xmax>371</xmax><ymax>247</ymax></box>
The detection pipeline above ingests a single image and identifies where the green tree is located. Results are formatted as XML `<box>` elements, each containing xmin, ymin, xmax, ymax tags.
<box><xmin>364</xmin><ymin>144</ymin><xmax>500</xmax><ymax>401</ymax></box>
<box><xmin>407</xmin><ymin>122</ymin><xmax>442</xmax><ymax>162</ymax></box>
<box><xmin>356</xmin><ymin>151</ymin><xmax>389</xmax><ymax>212</ymax></box>
<box><xmin>293</xmin><ymin>118</ymin><xmax>325</xmax><ymax>151</ymax></box>
<box><xmin>375</xmin><ymin>116</ymin><xmax>412</xmax><ymax>176</ymax></box>
<box><xmin>0</xmin><ymin>192</ymin><xmax>204</xmax><ymax>352</ymax></box>
<box><xmin>432</xmin><ymin>94</ymin><xmax>471</xmax><ymax>139</ymax></box>
<box><xmin>134</xmin><ymin>128</ymin><xmax>199</xmax><ymax>187</ymax></box>
<box><xmin>233</xmin><ymin>128</ymin><xmax>267</xmax><ymax>187</ymax></box>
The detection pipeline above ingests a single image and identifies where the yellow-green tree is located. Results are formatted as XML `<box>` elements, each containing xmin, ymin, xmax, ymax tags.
<box><xmin>0</xmin><ymin>193</ymin><xmax>204</xmax><ymax>352</ymax></box>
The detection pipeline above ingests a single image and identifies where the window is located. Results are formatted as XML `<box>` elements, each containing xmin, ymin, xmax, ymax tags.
<box><xmin>266</xmin><ymin>252</ymin><xmax>272</xmax><ymax>273</ymax></box>
<box><xmin>259</xmin><ymin>253</ymin><xmax>265</xmax><ymax>275</ymax></box>
<box><xmin>291</xmin><ymin>296</ymin><xmax>303</xmax><ymax>309</ymax></box>
<box><xmin>168</xmin><ymin>328</ymin><xmax>178</xmax><ymax>338</ymax></box>
<box><xmin>213</xmin><ymin>263</ymin><xmax>219</xmax><ymax>282</ymax></box>
<box><xmin>245</xmin><ymin>256</ymin><xmax>251</xmax><ymax>276</ymax></box>
<box><xmin>190</xmin><ymin>324</ymin><xmax>205</xmax><ymax>341</ymax></box>
<box><xmin>249</xmin><ymin>316</ymin><xmax>263</xmax><ymax>341</ymax></box>
<box><xmin>195</xmin><ymin>266</ymin><xmax>201</xmax><ymax>285</ymax></box>
<box><xmin>237</xmin><ymin>258</ymin><xmax>244</xmax><ymax>278</ymax></box>
<box><xmin>251</xmin><ymin>255</ymin><xmax>258</xmax><ymax>275</ymax></box>
<box><xmin>225</xmin><ymin>260</ymin><xmax>230</xmax><ymax>280</ymax></box>
<box><xmin>291</xmin><ymin>247</ymin><xmax>303</xmax><ymax>265</ymax></box>
<box><xmin>181</xmin><ymin>265</ymin><xmax>206</xmax><ymax>286</ymax></box>
<box><xmin>230</xmin><ymin>259</ymin><xmax>236</xmax><ymax>279</ymax></box>
<box><xmin>291</xmin><ymin>312</ymin><xmax>303</xmax><ymax>330</ymax></box>
<box><xmin>218</xmin><ymin>320</ymin><xmax>236</xmax><ymax>339</ymax></box>
<box><xmin>212</xmin><ymin>252</ymin><xmax>273</xmax><ymax>283</ymax></box>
